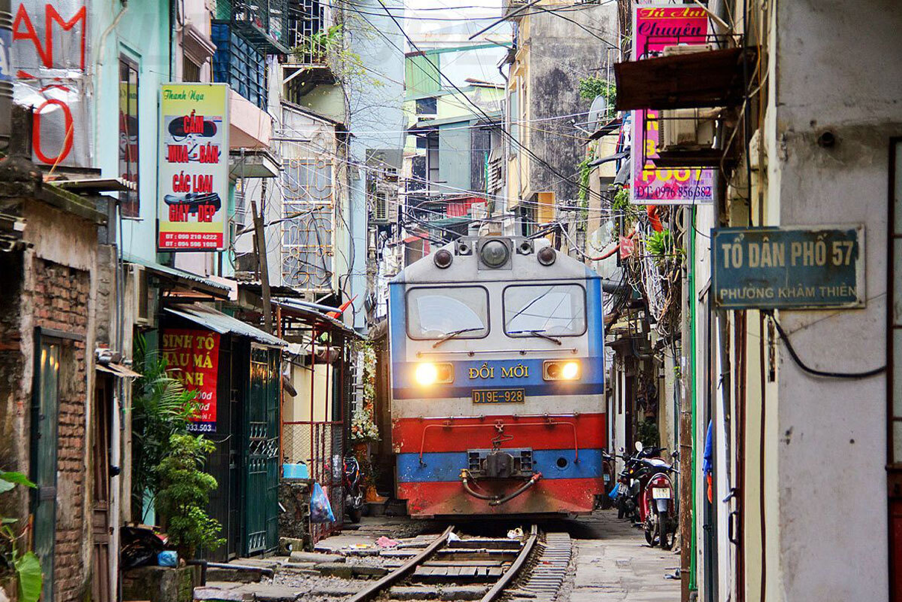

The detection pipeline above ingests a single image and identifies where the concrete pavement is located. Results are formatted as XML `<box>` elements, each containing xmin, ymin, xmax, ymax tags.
<box><xmin>562</xmin><ymin>510</ymin><xmax>681</xmax><ymax>602</ymax></box>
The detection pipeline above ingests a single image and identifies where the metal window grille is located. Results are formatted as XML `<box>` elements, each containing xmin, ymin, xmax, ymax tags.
<box><xmin>374</xmin><ymin>192</ymin><xmax>387</xmax><ymax>222</ymax></box>
<box><xmin>281</xmin><ymin>158</ymin><xmax>334</xmax><ymax>291</ymax></box>
<box><xmin>289</xmin><ymin>0</ymin><xmax>325</xmax><ymax>62</ymax></box>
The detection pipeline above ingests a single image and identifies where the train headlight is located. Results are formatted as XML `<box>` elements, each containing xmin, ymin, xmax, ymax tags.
<box><xmin>480</xmin><ymin>239</ymin><xmax>510</xmax><ymax>268</ymax></box>
<box><xmin>415</xmin><ymin>363</ymin><xmax>439</xmax><ymax>386</ymax></box>
<box><xmin>415</xmin><ymin>362</ymin><xmax>454</xmax><ymax>386</ymax></box>
<box><xmin>543</xmin><ymin>360</ymin><xmax>581</xmax><ymax>381</ymax></box>
<box><xmin>562</xmin><ymin>361</ymin><xmax>580</xmax><ymax>380</ymax></box>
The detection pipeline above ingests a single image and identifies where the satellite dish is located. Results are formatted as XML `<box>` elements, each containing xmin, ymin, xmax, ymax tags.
<box><xmin>587</xmin><ymin>95</ymin><xmax>609</xmax><ymax>133</ymax></box>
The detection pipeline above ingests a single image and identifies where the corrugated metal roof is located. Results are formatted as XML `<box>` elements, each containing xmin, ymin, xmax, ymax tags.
<box><xmin>124</xmin><ymin>253</ymin><xmax>231</xmax><ymax>294</ymax></box>
<box><xmin>165</xmin><ymin>304</ymin><xmax>287</xmax><ymax>347</ymax></box>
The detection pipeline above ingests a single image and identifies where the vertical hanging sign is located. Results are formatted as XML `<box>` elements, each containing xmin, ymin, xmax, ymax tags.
<box><xmin>158</xmin><ymin>83</ymin><xmax>230</xmax><ymax>251</ymax></box>
<box><xmin>161</xmin><ymin>329</ymin><xmax>220</xmax><ymax>433</ymax></box>
<box><xmin>631</xmin><ymin>5</ymin><xmax>713</xmax><ymax>205</ymax></box>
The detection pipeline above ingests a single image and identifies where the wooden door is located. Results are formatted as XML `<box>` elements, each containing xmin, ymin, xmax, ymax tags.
<box><xmin>91</xmin><ymin>374</ymin><xmax>112</xmax><ymax>602</ymax></box>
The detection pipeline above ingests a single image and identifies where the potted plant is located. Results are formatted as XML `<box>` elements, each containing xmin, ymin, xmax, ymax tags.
<box><xmin>155</xmin><ymin>435</ymin><xmax>225</xmax><ymax>560</ymax></box>
<box><xmin>0</xmin><ymin>472</ymin><xmax>42</xmax><ymax>602</ymax></box>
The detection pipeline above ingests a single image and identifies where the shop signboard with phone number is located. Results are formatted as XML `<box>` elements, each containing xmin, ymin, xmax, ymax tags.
<box><xmin>161</xmin><ymin>329</ymin><xmax>220</xmax><ymax>433</ymax></box>
<box><xmin>158</xmin><ymin>83</ymin><xmax>230</xmax><ymax>250</ymax></box>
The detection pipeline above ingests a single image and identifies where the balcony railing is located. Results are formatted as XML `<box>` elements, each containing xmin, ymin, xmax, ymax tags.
<box><xmin>214</xmin><ymin>0</ymin><xmax>291</xmax><ymax>54</ymax></box>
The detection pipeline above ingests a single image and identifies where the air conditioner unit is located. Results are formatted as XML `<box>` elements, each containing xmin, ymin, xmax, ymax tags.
<box><xmin>660</xmin><ymin>108</ymin><xmax>717</xmax><ymax>151</ymax></box>
<box><xmin>662</xmin><ymin>43</ymin><xmax>715</xmax><ymax>57</ymax></box>
<box><xmin>659</xmin><ymin>44</ymin><xmax>719</xmax><ymax>151</ymax></box>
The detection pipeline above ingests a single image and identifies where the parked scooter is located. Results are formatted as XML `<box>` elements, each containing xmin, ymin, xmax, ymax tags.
<box><xmin>343</xmin><ymin>455</ymin><xmax>365</xmax><ymax>523</ymax></box>
<box><xmin>632</xmin><ymin>442</ymin><xmax>680</xmax><ymax>550</ymax></box>
<box><xmin>600</xmin><ymin>449</ymin><xmax>617</xmax><ymax>509</ymax></box>
<box><xmin>614</xmin><ymin>443</ymin><xmax>665</xmax><ymax>521</ymax></box>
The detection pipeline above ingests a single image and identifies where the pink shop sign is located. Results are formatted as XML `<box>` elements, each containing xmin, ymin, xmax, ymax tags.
<box><xmin>630</xmin><ymin>5</ymin><xmax>714</xmax><ymax>205</ymax></box>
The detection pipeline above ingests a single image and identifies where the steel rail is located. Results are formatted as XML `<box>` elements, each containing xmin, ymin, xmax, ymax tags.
<box><xmin>346</xmin><ymin>525</ymin><xmax>454</xmax><ymax>602</ymax></box>
<box><xmin>480</xmin><ymin>524</ymin><xmax>539</xmax><ymax>602</ymax></box>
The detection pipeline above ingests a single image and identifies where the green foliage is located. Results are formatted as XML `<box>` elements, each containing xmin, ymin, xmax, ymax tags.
<box><xmin>645</xmin><ymin>229</ymin><xmax>673</xmax><ymax>258</ymax></box>
<box><xmin>294</xmin><ymin>24</ymin><xmax>343</xmax><ymax>63</ymax></box>
<box><xmin>577</xmin><ymin>156</ymin><xmax>593</xmax><ymax>207</ymax></box>
<box><xmin>293</xmin><ymin>25</ymin><xmax>381</xmax><ymax>89</ymax></box>
<box><xmin>14</xmin><ymin>552</ymin><xmax>42</xmax><ymax>602</ymax></box>
<box><xmin>132</xmin><ymin>334</ymin><xmax>199</xmax><ymax>521</ymax></box>
<box><xmin>0</xmin><ymin>473</ymin><xmax>42</xmax><ymax>602</ymax></box>
<box><xmin>611</xmin><ymin>187</ymin><xmax>644</xmax><ymax>236</ymax></box>
<box><xmin>579</xmin><ymin>76</ymin><xmax>617</xmax><ymax>106</ymax></box>
<box><xmin>637</xmin><ymin>420</ymin><xmax>660</xmax><ymax>449</ymax></box>
<box><xmin>156</xmin><ymin>434</ymin><xmax>224</xmax><ymax>559</ymax></box>
<box><xmin>0</xmin><ymin>472</ymin><xmax>34</xmax><ymax>494</ymax></box>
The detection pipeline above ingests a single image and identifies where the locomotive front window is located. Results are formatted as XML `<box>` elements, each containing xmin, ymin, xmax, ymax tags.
<box><xmin>406</xmin><ymin>286</ymin><xmax>489</xmax><ymax>340</ymax></box>
<box><xmin>503</xmin><ymin>284</ymin><xmax>587</xmax><ymax>337</ymax></box>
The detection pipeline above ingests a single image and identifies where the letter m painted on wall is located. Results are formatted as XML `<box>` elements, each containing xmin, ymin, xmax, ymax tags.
<box><xmin>13</xmin><ymin>3</ymin><xmax>87</xmax><ymax>72</ymax></box>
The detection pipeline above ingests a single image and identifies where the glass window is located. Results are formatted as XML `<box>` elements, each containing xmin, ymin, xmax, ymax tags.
<box><xmin>407</xmin><ymin>287</ymin><xmax>489</xmax><ymax>340</ymax></box>
<box><xmin>119</xmin><ymin>56</ymin><xmax>139</xmax><ymax>217</ymax></box>
<box><xmin>504</xmin><ymin>284</ymin><xmax>586</xmax><ymax>337</ymax></box>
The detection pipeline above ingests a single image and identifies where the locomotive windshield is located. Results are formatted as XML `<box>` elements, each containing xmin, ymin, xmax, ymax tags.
<box><xmin>504</xmin><ymin>284</ymin><xmax>587</xmax><ymax>337</ymax></box>
<box><xmin>407</xmin><ymin>286</ymin><xmax>489</xmax><ymax>340</ymax></box>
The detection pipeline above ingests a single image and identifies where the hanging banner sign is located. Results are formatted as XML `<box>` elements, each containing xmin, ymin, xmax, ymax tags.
<box><xmin>158</xmin><ymin>83</ymin><xmax>229</xmax><ymax>251</ymax></box>
<box><xmin>12</xmin><ymin>1</ymin><xmax>92</xmax><ymax>168</ymax></box>
<box><xmin>631</xmin><ymin>5</ymin><xmax>713</xmax><ymax>205</ymax></box>
<box><xmin>712</xmin><ymin>226</ymin><xmax>865</xmax><ymax>310</ymax></box>
<box><xmin>161</xmin><ymin>329</ymin><xmax>220</xmax><ymax>433</ymax></box>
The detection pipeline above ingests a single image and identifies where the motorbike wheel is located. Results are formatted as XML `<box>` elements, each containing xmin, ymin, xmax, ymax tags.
<box><xmin>657</xmin><ymin>511</ymin><xmax>671</xmax><ymax>550</ymax></box>
<box><xmin>348</xmin><ymin>505</ymin><xmax>363</xmax><ymax>524</ymax></box>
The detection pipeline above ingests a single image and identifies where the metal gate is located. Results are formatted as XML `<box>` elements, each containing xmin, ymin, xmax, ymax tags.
<box><xmin>243</xmin><ymin>345</ymin><xmax>280</xmax><ymax>555</ymax></box>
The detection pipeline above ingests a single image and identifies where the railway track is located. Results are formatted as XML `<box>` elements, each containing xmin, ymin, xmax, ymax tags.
<box><xmin>346</xmin><ymin>525</ymin><xmax>571</xmax><ymax>602</ymax></box>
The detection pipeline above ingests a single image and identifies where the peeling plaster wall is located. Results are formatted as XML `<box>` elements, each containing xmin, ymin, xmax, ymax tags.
<box><xmin>770</xmin><ymin>1</ymin><xmax>902</xmax><ymax>600</ymax></box>
<box><xmin>522</xmin><ymin>4</ymin><xmax>616</xmax><ymax>203</ymax></box>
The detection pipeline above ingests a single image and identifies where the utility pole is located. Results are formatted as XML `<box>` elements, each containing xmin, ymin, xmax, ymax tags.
<box><xmin>252</xmin><ymin>179</ymin><xmax>273</xmax><ymax>333</ymax></box>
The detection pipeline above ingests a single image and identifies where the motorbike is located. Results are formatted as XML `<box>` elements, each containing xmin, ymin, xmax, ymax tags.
<box><xmin>632</xmin><ymin>442</ymin><xmax>679</xmax><ymax>550</ymax></box>
<box><xmin>599</xmin><ymin>449</ymin><xmax>617</xmax><ymax>509</ymax></box>
<box><xmin>614</xmin><ymin>443</ymin><xmax>664</xmax><ymax>521</ymax></box>
<box><xmin>343</xmin><ymin>455</ymin><xmax>365</xmax><ymax>523</ymax></box>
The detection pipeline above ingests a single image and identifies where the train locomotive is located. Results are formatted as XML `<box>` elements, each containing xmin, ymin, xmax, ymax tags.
<box><xmin>387</xmin><ymin>236</ymin><xmax>606</xmax><ymax>518</ymax></box>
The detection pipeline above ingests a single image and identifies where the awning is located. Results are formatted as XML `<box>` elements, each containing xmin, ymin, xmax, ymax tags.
<box><xmin>165</xmin><ymin>303</ymin><xmax>287</xmax><ymax>347</ymax></box>
<box><xmin>614</xmin><ymin>47</ymin><xmax>757</xmax><ymax>111</ymax></box>
<box><xmin>589</xmin><ymin>151</ymin><xmax>629</xmax><ymax>168</ymax></box>
<box><xmin>276</xmin><ymin>299</ymin><xmax>362</xmax><ymax>338</ymax></box>
<box><xmin>96</xmin><ymin>362</ymin><xmax>142</xmax><ymax>378</ymax></box>
<box><xmin>588</xmin><ymin>120</ymin><xmax>622</xmax><ymax>141</ymax></box>
<box><xmin>124</xmin><ymin>253</ymin><xmax>231</xmax><ymax>298</ymax></box>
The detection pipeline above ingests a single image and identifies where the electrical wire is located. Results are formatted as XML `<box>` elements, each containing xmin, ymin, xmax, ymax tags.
<box><xmin>365</xmin><ymin>0</ymin><xmax>606</xmax><ymax>204</ymax></box>
<box><xmin>763</xmin><ymin>310</ymin><xmax>886</xmax><ymax>379</ymax></box>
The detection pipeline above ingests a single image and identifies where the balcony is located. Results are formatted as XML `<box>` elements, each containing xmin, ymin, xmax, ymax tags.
<box><xmin>214</xmin><ymin>0</ymin><xmax>291</xmax><ymax>55</ymax></box>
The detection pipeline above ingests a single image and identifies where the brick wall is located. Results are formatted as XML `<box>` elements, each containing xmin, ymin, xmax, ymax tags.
<box><xmin>33</xmin><ymin>259</ymin><xmax>91</xmax><ymax>602</ymax></box>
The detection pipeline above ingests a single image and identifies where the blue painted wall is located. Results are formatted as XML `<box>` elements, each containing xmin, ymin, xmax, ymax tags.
<box><xmin>91</xmin><ymin>0</ymin><xmax>171</xmax><ymax>262</ymax></box>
